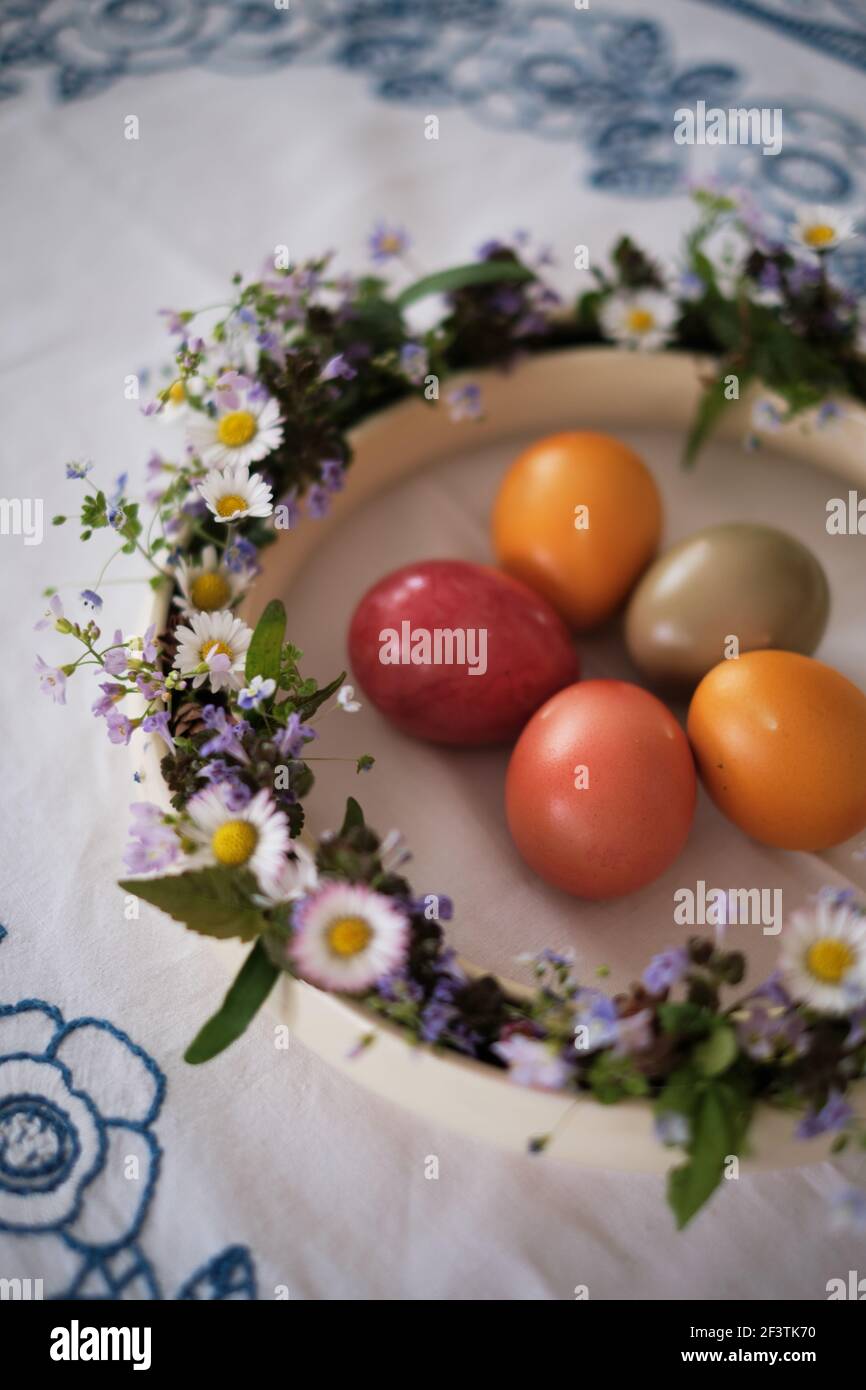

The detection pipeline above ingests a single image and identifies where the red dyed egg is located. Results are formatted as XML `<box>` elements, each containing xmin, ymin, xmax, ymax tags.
<box><xmin>506</xmin><ymin>680</ymin><xmax>696</xmax><ymax>899</ymax></box>
<box><xmin>348</xmin><ymin>559</ymin><xmax>579</xmax><ymax>745</ymax></box>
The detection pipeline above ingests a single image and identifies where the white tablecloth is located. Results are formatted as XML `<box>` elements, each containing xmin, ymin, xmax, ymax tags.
<box><xmin>3</xmin><ymin>0</ymin><xmax>866</xmax><ymax>1300</ymax></box>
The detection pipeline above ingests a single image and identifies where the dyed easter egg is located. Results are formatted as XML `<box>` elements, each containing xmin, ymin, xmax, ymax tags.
<box><xmin>348</xmin><ymin>559</ymin><xmax>579</xmax><ymax>745</ymax></box>
<box><xmin>492</xmin><ymin>432</ymin><xmax>662</xmax><ymax>631</ymax></box>
<box><xmin>687</xmin><ymin>650</ymin><xmax>866</xmax><ymax>850</ymax></box>
<box><xmin>625</xmin><ymin>523</ymin><xmax>830</xmax><ymax>690</ymax></box>
<box><xmin>505</xmin><ymin>681</ymin><xmax>696</xmax><ymax>899</ymax></box>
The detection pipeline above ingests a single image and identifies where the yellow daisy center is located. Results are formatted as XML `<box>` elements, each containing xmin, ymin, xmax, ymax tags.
<box><xmin>167</xmin><ymin>380</ymin><xmax>186</xmax><ymax>405</ymax></box>
<box><xmin>803</xmin><ymin>224</ymin><xmax>836</xmax><ymax>247</ymax></box>
<box><xmin>217</xmin><ymin>410</ymin><xmax>257</xmax><ymax>448</ymax></box>
<box><xmin>200</xmin><ymin>638</ymin><xmax>232</xmax><ymax>662</ymax></box>
<box><xmin>211</xmin><ymin>820</ymin><xmax>258</xmax><ymax>867</ymax></box>
<box><xmin>216</xmin><ymin>494</ymin><xmax>248</xmax><ymax>518</ymax></box>
<box><xmin>806</xmin><ymin>938</ymin><xmax>854</xmax><ymax>984</ymax></box>
<box><xmin>327</xmin><ymin>916</ymin><xmax>372</xmax><ymax>958</ymax></box>
<box><xmin>190</xmin><ymin>571</ymin><xmax>231</xmax><ymax>611</ymax></box>
<box><xmin>627</xmin><ymin>308</ymin><xmax>655</xmax><ymax>334</ymax></box>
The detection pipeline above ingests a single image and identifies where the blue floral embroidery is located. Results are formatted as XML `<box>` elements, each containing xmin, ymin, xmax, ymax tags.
<box><xmin>0</xmin><ymin>999</ymin><xmax>257</xmax><ymax>1300</ymax></box>
<box><xmin>697</xmin><ymin>0</ymin><xmax>866</xmax><ymax>74</ymax></box>
<box><xmin>0</xmin><ymin>1</ymin><xmax>864</xmax><ymax>210</ymax></box>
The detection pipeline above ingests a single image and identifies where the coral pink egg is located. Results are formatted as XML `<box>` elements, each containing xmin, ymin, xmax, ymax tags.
<box><xmin>348</xmin><ymin>559</ymin><xmax>579</xmax><ymax>746</ymax></box>
<box><xmin>505</xmin><ymin>680</ymin><xmax>696</xmax><ymax>899</ymax></box>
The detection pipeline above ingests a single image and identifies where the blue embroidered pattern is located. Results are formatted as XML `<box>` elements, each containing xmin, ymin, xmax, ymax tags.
<box><xmin>0</xmin><ymin>1</ymin><xmax>864</xmax><ymax>208</ymax></box>
<box><xmin>697</xmin><ymin>0</ymin><xmax>866</xmax><ymax>73</ymax></box>
<box><xmin>0</xmin><ymin>999</ymin><xmax>257</xmax><ymax>1300</ymax></box>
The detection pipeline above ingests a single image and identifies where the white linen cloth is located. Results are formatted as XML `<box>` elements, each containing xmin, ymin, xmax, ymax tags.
<box><xmin>2</xmin><ymin>0</ymin><xmax>866</xmax><ymax>1299</ymax></box>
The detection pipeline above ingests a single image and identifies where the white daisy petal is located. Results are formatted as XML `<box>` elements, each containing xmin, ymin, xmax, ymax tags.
<box><xmin>779</xmin><ymin>898</ymin><xmax>866</xmax><ymax>1015</ymax></box>
<box><xmin>189</xmin><ymin>394</ymin><xmax>283</xmax><ymax>471</ymax></box>
<box><xmin>186</xmin><ymin>786</ymin><xmax>290</xmax><ymax>893</ymax></box>
<box><xmin>599</xmin><ymin>290</ymin><xmax>677</xmax><ymax>352</ymax></box>
<box><xmin>173</xmin><ymin>544</ymin><xmax>252</xmax><ymax>618</ymax></box>
<box><xmin>172</xmin><ymin>609</ymin><xmax>253</xmax><ymax>693</ymax></box>
<box><xmin>197</xmin><ymin>461</ymin><xmax>274</xmax><ymax>524</ymax></box>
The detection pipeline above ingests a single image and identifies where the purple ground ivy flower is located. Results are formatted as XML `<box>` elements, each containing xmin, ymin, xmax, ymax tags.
<box><xmin>306</xmin><ymin>485</ymin><xmax>330</xmax><ymax>519</ymax></box>
<box><xmin>275</xmin><ymin>713</ymin><xmax>317</xmax><ymax>760</ymax></box>
<box><xmin>796</xmin><ymin>1091</ymin><xmax>853</xmax><ymax>1140</ymax></box>
<box><xmin>642</xmin><ymin>947</ymin><xmax>688</xmax><ymax>995</ymax></box>
<box><xmin>199</xmin><ymin>706</ymin><xmax>250</xmax><ymax>759</ymax></box>
<box><xmin>319</xmin><ymin>458</ymin><xmax>345</xmax><ymax>493</ymax></box>
<box><xmin>141</xmin><ymin>710</ymin><xmax>174</xmax><ymax>750</ymax></box>
<box><xmin>320</xmin><ymin>353</ymin><xmax>357</xmax><ymax>383</ymax></box>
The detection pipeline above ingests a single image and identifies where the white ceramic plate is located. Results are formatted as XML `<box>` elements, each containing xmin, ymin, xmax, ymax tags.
<box><xmin>152</xmin><ymin>348</ymin><xmax>866</xmax><ymax>1173</ymax></box>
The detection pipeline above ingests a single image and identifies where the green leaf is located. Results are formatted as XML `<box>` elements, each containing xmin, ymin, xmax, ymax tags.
<box><xmin>395</xmin><ymin>260</ymin><xmax>533</xmax><ymax>310</ymax></box>
<box><xmin>184</xmin><ymin>939</ymin><xmax>279</xmax><ymax>1064</ymax></box>
<box><xmin>118</xmin><ymin>867</ymin><xmax>269</xmax><ymax>942</ymax></box>
<box><xmin>245</xmin><ymin>599</ymin><xmax>286</xmax><ymax>684</ymax></box>
<box><xmin>683</xmin><ymin>370</ymin><xmax>752</xmax><ymax>468</ymax></box>
<box><xmin>339</xmin><ymin>796</ymin><xmax>365</xmax><ymax>835</ymax></box>
<box><xmin>694</xmin><ymin>1024</ymin><xmax>738</xmax><ymax>1077</ymax></box>
<box><xmin>295</xmin><ymin>670</ymin><xmax>346</xmax><ymax>720</ymax></box>
<box><xmin>666</xmin><ymin>1080</ymin><xmax>751</xmax><ymax>1229</ymax></box>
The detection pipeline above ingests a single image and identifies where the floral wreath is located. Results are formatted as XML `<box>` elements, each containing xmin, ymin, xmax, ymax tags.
<box><xmin>38</xmin><ymin>193</ymin><xmax>866</xmax><ymax>1230</ymax></box>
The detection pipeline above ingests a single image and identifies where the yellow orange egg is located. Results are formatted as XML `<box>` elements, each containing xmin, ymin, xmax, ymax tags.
<box><xmin>687</xmin><ymin>650</ymin><xmax>866</xmax><ymax>850</ymax></box>
<box><xmin>491</xmin><ymin>431</ymin><xmax>662</xmax><ymax>630</ymax></box>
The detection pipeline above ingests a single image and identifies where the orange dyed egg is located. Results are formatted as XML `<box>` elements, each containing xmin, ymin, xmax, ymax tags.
<box><xmin>687</xmin><ymin>651</ymin><xmax>866</xmax><ymax>850</ymax></box>
<box><xmin>505</xmin><ymin>681</ymin><xmax>696</xmax><ymax>899</ymax></box>
<box><xmin>492</xmin><ymin>431</ymin><xmax>662</xmax><ymax>630</ymax></box>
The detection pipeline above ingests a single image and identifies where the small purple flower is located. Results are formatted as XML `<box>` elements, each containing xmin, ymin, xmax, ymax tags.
<box><xmin>678</xmin><ymin>271</ymin><xmax>705</xmax><ymax>302</ymax></box>
<box><xmin>107</xmin><ymin>505</ymin><xmax>127</xmax><ymax>531</ymax></box>
<box><xmin>734</xmin><ymin>996</ymin><xmax>808</xmax><ymax>1062</ymax></box>
<box><xmin>642</xmin><ymin>947</ymin><xmax>688</xmax><ymax>996</ymax></box>
<box><xmin>92</xmin><ymin>681</ymin><xmax>125</xmax><ymax>717</ymax></box>
<box><xmin>124</xmin><ymin>802</ymin><xmax>180</xmax><ymax>874</ymax></box>
<box><xmin>572</xmin><ymin>988</ymin><xmax>620</xmax><ymax>1053</ymax></box>
<box><xmin>214</xmin><ymin>370</ymin><xmax>251</xmax><ymax>411</ymax></box>
<box><xmin>141</xmin><ymin>625</ymin><xmax>158</xmax><ymax>664</ymax></box>
<box><xmin>369</xmin><ymin>222</ymin><xmax>410</xmax><ymax>263</ymax></box>
<box><xmin>446</xmin><ymin>383</ymin><xmax>482</xmax><ymax>422</ymax></box>
<box><xmin>319</xmin><ymin>458</ymin><xmax>345</xmax><ymax>493</ymax></box>
<box><xmin>158</xmin><ymin>308</ymin><xmax>186</xmax><ymax>336</ymax></box>
<box><xmin>142</xmin><ymin>710</ymin><xmax>174</xmax><ymax>750</ymax></box>
<box><xmin>320</xmin><ymin>353</ymin><xmax>357</xmax><ymax>383</ymax></box>
<box><xmin>237</xmin><ymin>676</ymin><xmax>276</xmax><ymax>711</ymax></box>
<box><xmin>306</xmin><ymin>485</ymin><xmax>330</xmax><ymax>519</ymax></box>
<box><xmin>80</xmin><ymin>589</ymin><xmax>102</xmax><ymax>610</ymax></box>
<box><xmin>275</xmin><ymin>712</ymin><xmax>317</xmax><ymax>760</ymax></box>
<box><xmin>224</xmin><ymin>537</ymin><xmax>259</xmax><ymax>574</ymax></box>
<box><xmin>816</xmin><ymin>401</ymin><xmax>844</xmax><ymax>430</ymax></box>
<box><xmin>65</xmin><ymin>460</ymin><xmax>93</xmax><ymax>480</ymax></box>
<box><xmin>398</xmin><ymin>343</ymin><xmax>428</xmax><ymax>385</ymax></box>
<box><xmin>35</xmin><ymin>656</ymin><xmax>67</xmax><ymax>705</ymax></box>
<box><xmin>196</xmin><ymin>760</ymin><xmax>252</xmax><ymax>810</ymax></box>
<box><xmin>200</xmin><ymin>705</ymin><xmax>250</xmax><ymax>759</ymax></box>
<box><xmin>34</xmin><ymin>594</ymin><xmax>65</xmax><ymax>631</ymax></box>
<box><xmin>493</xmin><ymin>1035</ymin><xmax>571</xmax><ymax>1090</ymax></box>
<box><xmin>796</xmin><ymin>1091</ymin><xmax>853</xmax><ymax>1140</ymax></box>
<box><xmin>103</xmin><ymin>633</ymin><xmax>128</xmax><ymax>677</ymax></box>
<box><xmin>758</xmin><ymin>262</ymin><xmax>782</xmax><ymax>291</ymax></box>
<box><xmin>105</xmin><ymin>707</ymin><xmax>135</xmax><ymax>746</ymax></box>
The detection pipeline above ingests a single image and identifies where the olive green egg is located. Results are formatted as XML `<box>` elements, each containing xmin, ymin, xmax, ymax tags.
<box><xmin>624</xmin><ymin>523</ymin><xmax>830</xmax><ymax>690</ymax></box>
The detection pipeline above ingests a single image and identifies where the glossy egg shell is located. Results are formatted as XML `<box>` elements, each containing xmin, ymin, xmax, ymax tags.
<box><xmin>505</xmin><ymin>680</ymin><xmax>696</xmax><ymax>899</ymax></box>
<box><xmin>625</xmin><ymin>522</ymin><xmax>830</xmax><ymax>690</ymax></box>
<box><xmin>492</xmin><ymin>431</ymin><xmax>662</xmax><ymax>631</ymax></box>
<box><xmin>348</xmin><ymin>559</ymin><xmax>579</xmax><ymax>746</ymax></box>
<box><xmin>687</xmin><ymin>650</ymin><xmax>866</xmax><ymax>850</ymax></box>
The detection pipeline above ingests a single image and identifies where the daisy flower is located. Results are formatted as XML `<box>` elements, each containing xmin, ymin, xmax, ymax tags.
<box><xmin>197</xmin><ymin>462</ymin><xmax>274</xmax><ymax>524</ymax></box>
<box><xmin>159</xmin><ymin>375</ymin><xmax>204</xmax><ymax>422</ymax></box>
<box><xmin>174</xmin><ymin>544</ymin><xmax>251</xmax><ymax>617</ymax></box>
<box><xmin>289</xmin><ymin>882</ymin><xmax>409</xmax><ymax>993</ymax></box>
<box><xmin>600</xmin><ymin>290</ymin><xmax>677</xmax><ymax>351</ymax></box>
<box><xmin>186</xmin><ymin>785</ymin><xmax>290</xmax><ymax>890</ymax></box>
<box><xmin>173</xmin><ymin>610</ymin><xmax>252</xmax><ymax>693</ymax></box>
<box><xmin>779</xmin><ymin>898</ymin><xmax>866</xmax><ymax>1015</ymax></box>
<box><xmin>791</xmin><ymin>205</ymin><xmax>857</xmax><ymax>255</ymax></box>
<box><xmin>189</xmin><ymin>392</ymin><xmax>283</xmax><ymax>469</ymax></box>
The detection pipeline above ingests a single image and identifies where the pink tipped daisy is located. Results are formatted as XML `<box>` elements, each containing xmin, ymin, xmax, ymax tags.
<box><xmin>289</xmin><ymin>882</ymin><xmax>409</xmax><ymax>993</ymax></box>
<box><xmin>188</xmin><ymin>392</ymin><xmax>283</xmax><ymax>470</ymax></box>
